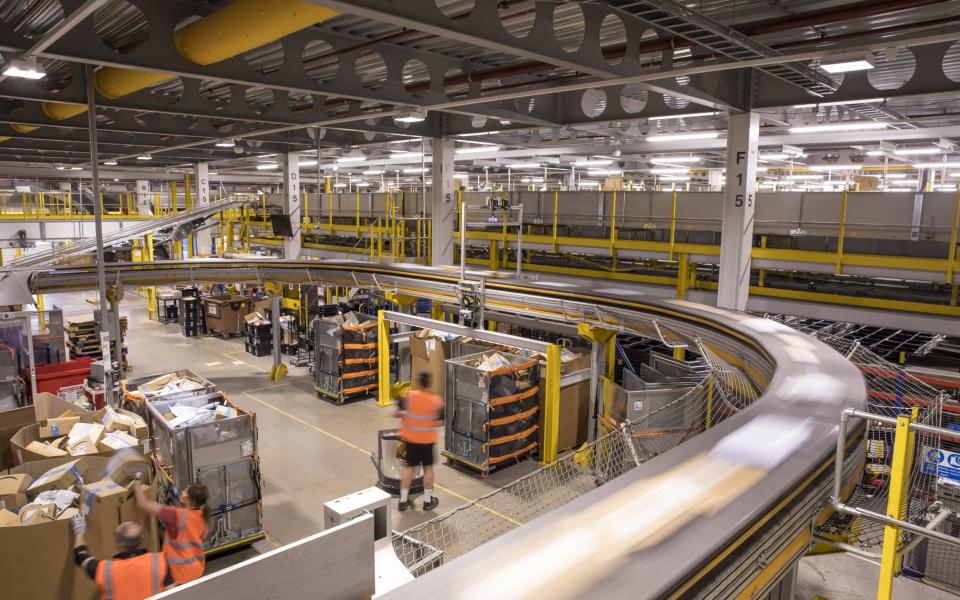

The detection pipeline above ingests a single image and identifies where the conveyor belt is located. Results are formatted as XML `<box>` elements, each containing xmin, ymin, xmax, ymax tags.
<box><xmin>18</xmin><ymin>259</ymin><xmax>866</xmax><ymax>597</ymax></box>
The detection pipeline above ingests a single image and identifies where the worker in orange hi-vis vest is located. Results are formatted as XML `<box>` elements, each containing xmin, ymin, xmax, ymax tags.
<box><xmin>396</xmin><ymin>371</ymin><xmax>445</xmax><ymax>512</ymax></box>
<box><xmin>134</xmin><ymin>481</ymin><xmax>210</xmax><ymax>585</ymax></box>
<box><xmin>72</xmin><ymin>515</ymin><xmax>173</xmax><ymax>600</ymax></box>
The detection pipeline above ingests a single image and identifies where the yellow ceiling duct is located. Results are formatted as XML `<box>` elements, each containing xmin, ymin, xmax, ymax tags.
<box><xmin>30</xmin><ymin>1</ymin><xmax>339</xmax><ymax>139</ymax></box>
<box><xmin>11</xmin><ymin>124</ymin><xmax>39</xmax><ymax>133</ymax></box>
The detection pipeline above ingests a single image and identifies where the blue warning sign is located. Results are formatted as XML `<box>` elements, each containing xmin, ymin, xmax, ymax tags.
<box><xmin>921</xmin><ymin>446</ymin><xmax>960</xmax><ymax>482</ymax></box>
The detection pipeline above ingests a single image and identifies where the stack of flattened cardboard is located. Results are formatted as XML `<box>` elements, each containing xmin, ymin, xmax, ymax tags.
<box><xmin>0</xmin><ymin>455</ymin><xmax>159</xmax><ymax>599</ymax></box>
<box><xmin>11</xmin><ymin>405</ymin><xmax>149</xmax><ymax>465</ymax></box>
<box><xmin>160</xmin><ymin>399</ymin><xmax>239</xmax><ymax>429</ymax></box>
<box><xmin>0</xmin><ymin>393</ymin><xmax>88</xmax><ymax>470</ymax></box>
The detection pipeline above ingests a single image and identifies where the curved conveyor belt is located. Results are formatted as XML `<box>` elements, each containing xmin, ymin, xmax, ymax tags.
<box><xmin>17</xmin><ymin>260</ymin><xmax>866</xmax><ymax>598</ymax></box>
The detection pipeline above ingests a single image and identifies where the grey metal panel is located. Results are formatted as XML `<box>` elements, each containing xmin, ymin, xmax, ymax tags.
<box><xmin>618</xmin><ymin>191</ymin><xmax>654</xmax><ymax>224</ymax></box>
<box><xmin>755</xmin><ymin>191</ymin><xmax>801</xmax><ymax>233</ymax></box>
<box><xmin>556</xmin><ymin>191</ymin><xmax>602</xmax><ymax>226</ymax></box>
<box><xmin>154</xmin><ymin>513</ymin><xmax>375</xmax><ymax>600</ymax></box>
<box><xmin>650</xmin><ymin>191</ymin><xmax>674</xmax><ymax>227</ymax></box>
<box><xmin>919</xmin><ymin>192</ymin><xmax>957</xmax><ymax>242</ymax></box>
<box><xmin>796</xmin><ymin>192</ymin><xmax>841</xmax><ymax>237</ymax></box>
<box><xmin>846</xmin><ymin>192</ymin><xmax>914</xmax><ymax>241</ymax></box>
<box><xmin>676</xmin><ymin>192</ymin><xmax>722</xmax><ymax>230</ymax></box>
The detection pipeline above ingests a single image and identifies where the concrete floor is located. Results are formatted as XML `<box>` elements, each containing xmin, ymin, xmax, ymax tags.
<box><xmin>45</xmin><ymin>292</ymin><xmax>960</xmax><ymax>598</ymax></box>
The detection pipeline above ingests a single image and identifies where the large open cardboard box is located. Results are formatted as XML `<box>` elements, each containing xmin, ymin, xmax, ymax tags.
<box><xmin>11</xmin><ymin>406</ymin><xmax>147</xmax><ymax>465</ymax></box>
<box><xmin>0</xmin><ymin>455</ymin><xmax>158</xmax><ymax>600</ymax></box>
<box><xmin>0</xmin><ymin>393</ymin><xmax>88</xmax><ymax>470</ymax></box>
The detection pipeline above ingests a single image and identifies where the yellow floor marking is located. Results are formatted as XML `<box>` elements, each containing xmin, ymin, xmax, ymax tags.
<box><xmin>241</xmin><ymin>389</ymin><xmax>522</xmax><ymax>527</ymax></box>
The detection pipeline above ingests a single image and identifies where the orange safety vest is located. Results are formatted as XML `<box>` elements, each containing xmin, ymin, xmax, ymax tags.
<box><xmin>163</xmin><ymin>507</ymin><xmax>208</xmax><ymax>585</ymax></box>
<box><xmin>400</xmin><ymin>390</ymin><xmax>443</xmax><ymax>444</ymax></box>
<box><xmin>95</xmin><ymin>552</ymin><xmax>167</xmax><ymax>600</ymax></box>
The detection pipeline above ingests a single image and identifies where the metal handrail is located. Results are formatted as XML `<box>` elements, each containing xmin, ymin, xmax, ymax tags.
<box><xmin>830</xmin><ymin>407</ymin><xmax>960</xmax><ymax>550</ymax></box>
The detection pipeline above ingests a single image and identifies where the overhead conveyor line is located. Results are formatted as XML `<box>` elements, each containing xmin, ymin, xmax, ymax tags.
<box><xmin>19</xmin><ymin>260</ymin><xmax>865</xmax><ymax>597</ymax></box>
<box><xmin>9</xmin><ymin>197</ymin><xmax>248</xmax><ymax>268</ymax></box>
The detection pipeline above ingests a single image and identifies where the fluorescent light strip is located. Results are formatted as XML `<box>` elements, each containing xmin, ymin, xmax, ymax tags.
<box><xmin>913</xmin><ymin>162</ymin><xmax>960</xmax><ymax>169</ymax></box>
<box><xmin>455</xmin><ymin>146</ymin><xmax>500</xmax><ymax>155</ymax></box>
<box><xmin>573</xmin><ymin>159</ymin><xmax>613</xmax><ymax>167</ymax></box>
<box><xmin>820</xmin><ymin>59</ymin><xmax>874</xmax><ymax>74</ymax></box>
<box><xmin>649</xmin><ymin>131</ymin><xmax>720</xmax><ymax>142</ymax></box>
<box><xmin>336</xmin><ymin>156</ymin><xmax>367</xmax><ymax>163</ymax></box>
<box><xmin>788</xmin><ymin>122</ymin><xmax>891</xmax><ymax>134</ymax></box>
<box><xmin>660</xmin><ymin>176</ymin><xmax>691</xmax><ymax>182</ymax></box>
<box><xmin>809</xmin><ymin>165</ymin><xmax>864</xmax><ymax>171</ymax></box>
<box><xmin>256</xmin><ymin>163</ymin><xmax>279</xmax><ymax>170</ymax></box>
<box><xmin>647</xmin><ymin>112</ymin><xmax>717</xmax><ymax>121</ymax></box>
<box><xmin>893</xmin><ymin>147</ymin><xmax>941</xmax><ymax>155</ymax></box>
<box><xmin>651</xmin><ymin>168</ymin><xmax>689</xmax><ymax>174</ymax></box>
<box><xmin>650</xmin><ymin>156</ymin><xmax>701</xmax><ymax>164</ymax></box>
<box><xmin>793</xmin><ymin>98</ymin><xmax>884</xmax><ymax>109</ymax></box>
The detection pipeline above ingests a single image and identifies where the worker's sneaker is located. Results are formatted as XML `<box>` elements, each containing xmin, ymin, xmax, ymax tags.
<box><xmin>422</xmin><ymin>497</ymin><xmax>439</xmax><ymax>511</ymax></box>
<box><xmin>398</xmin><ymin>499</ymin><xmax>412</xmax><ymax>512</ymax></box>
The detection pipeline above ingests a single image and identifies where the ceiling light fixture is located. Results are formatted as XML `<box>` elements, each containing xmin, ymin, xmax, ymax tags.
<box><xmin>455</xmin><ymin>146</ymin><xmax>500</xmax><ymax>155</ymax></box>
<box><xmin>103</xmin><ymin>160</ymin><xmax>118</xmax><ymax>166</ymax></box>
<box><xmin>508</xmin><ymin>162</ymin><xmax>542</xmax><ymax>169</ymax></box>
<box><xmin>137</xmin><ymin>154</ymin><xmax>152</xmax><ymax>161</ymax></box>
<box><xmin>788</xmin><ymin>122</ymin><xmax>891</xmax><ymax>134</ymax></box>
<box><xmin>793</xmin><ymin>98</ymin><xmax>885</xmax><ymax>109</ymax></box>
<box><xmin>215</xmin><ymin>139</ymin><xmax>234</xmax><ymax>148</ymax></box>
<box><xmin>403</xmin><ymin>168</ymin><xmax>428</xmax><ymax>173</ymax></box>
<box><xmin>819</xmin><ymin>53</ymin><xmax>875</xmax><ymax>74</ymax></box>
<box><xmin>337</xmin><ymin>156</ymin><xmax>367</xmax><ymax>163</ymax></box>
<box><xmin>362</xmin><ymin>170</ymin><xmax>384</xmax><ymax>175</ymax></box>
<box><xmin>659</xmin><ymin>175</ymin><xmax>691</xmax><ymax>182</ymax></box>
<box><xmin>913</xmin><ymin>162</ymin><xmax>960</xmax><ymax>169</ymax></box>
<box><xmin>3</xmin><ymin>57</ymin><xmax>45</xmax><ymax>79</ymax></box>
<box><xmin>395</xmin><ymin>109</ymin><xmax>427</xmax><ymax>123</ymax></box>
<box><xmin>256</xmin><ymin>163</ymin><xmax>280</xmax><ymax>170</ymax></box>
<box><xmin>647</xmin><ymin>112</ymin><xmax>718</xmax><ymax>121</ymax></box>
<box><xmin>650</xmin><ymin>167</ymin><xmax>690</xmax><ymax>174</ymax></box>
<box><xmin>648</xmin><ymin>131</ymin><xmax>720</xmax><ymax>142</ymax></box>
<box><xmin>650</xmin><ymin>156</ymin><xmax>702</xmax><ymax>164</ymax></box>
<box><xmin>893</xmin><ymin>147</ymin><xmax>942</xmax><ymax>156</ymax></box>
<box><xmin>299</xmin><ymin>159</ymin><xmax>318</xmax><ymax>167</ymax></box>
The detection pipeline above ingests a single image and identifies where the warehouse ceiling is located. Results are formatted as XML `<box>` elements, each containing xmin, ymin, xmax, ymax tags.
<box><xmin>2</xmin><ymin>0</ymin><xmax>960</xmax><ymax>187</ymax></box>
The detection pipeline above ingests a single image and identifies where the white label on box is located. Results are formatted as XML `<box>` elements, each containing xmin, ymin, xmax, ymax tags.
<box><xmin>241</xmin><ymin>440</ymin><xmax>253</xmax><ymax>457</ymax></box>
<box><xmin>100</xmin><ymin>331</ymin><xmax>112</xmax><ymax>365</ymax></box>
<box><xmin>634</xmin><ymin>401</ymin><xmax>643</xmax><ymax>412</ymax></box>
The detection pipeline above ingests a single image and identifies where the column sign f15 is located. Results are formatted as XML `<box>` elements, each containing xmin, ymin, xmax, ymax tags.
<box><xmin>717</xmin><ymin>112</ymin><xmax>760</xmax><ymax>312</ymax></box>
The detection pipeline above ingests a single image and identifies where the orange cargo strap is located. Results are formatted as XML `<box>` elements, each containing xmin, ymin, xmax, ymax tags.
<box><xmin>486</xmin><ymin>405</ymin><xmax>539</xmax><ymax>428</ymax></box>
<box><xmin>341</xmin><ymin>321</ymin><xmax>376</xmax><ymax>332</ymax></box>
<box><xmin>488</xmin><ymin>424</ymin><xmax>539</xmax><ymax>447</ymax></box>
<box><xmin>344</xmin><ymin>342</ymin><xmax>377</xmax><ymax>350</ymax></box>
<box><xmin>343</xmin><ymin>357</ymin><xmax>377</xmax><ymax>365</ymax></box>
<box><xmin>343</xmin><ymin>383</ymin><xmax>378</xmax><ymax>395</ymax></box>
<box><xmin>487</xmin><ymin>358</ymin><xmax>539</xmax><ymax>377</ymax></box>
<box><xmin>489</xmin><ymin>385</ymin><xmax>540</xmax><ymax>407</ymax></box>
<box><xmin>488</xmin><ymin>440</ymin><xmax>539</xmax><ymax>465</ymax></box>
<box><xmin>341</xmin><ymin>368</ymin><xmax>377</xmax><ymax>380</ymax></box>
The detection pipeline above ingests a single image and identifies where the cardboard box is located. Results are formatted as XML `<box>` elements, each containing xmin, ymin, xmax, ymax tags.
<box><xmin>80</xmin><ymin>478</ymin><xmax>127</xmax><ymax>515</ymax></box>
<box><xmin>27</xmin><ymin>458</ymin><xmax>85</xmax><ymax>495</ymax></box>
<box><xmin>97</xmin><ymin>407</ymin><xmax>148</xmax><ymax>440</ymax></box>
<box><xmin>24</xmin><ymin>440</ymin><xmax>67</xmax><ymax>458</ymax></box>
<box><xmin>67</xmin><ymin>422</ymin><xmax>104</xmax><ymax>446</ymax></box>
<box><xmin>0</xmin><ymin>456</ymin><xmax>159</xmax><ymax>599</ymax></box>
<box><xmin>409</xmin><ymin>332</ymin><xmax>453</xmax><ymax>397</ymax></box>
<box><xmin>37</xmin><ymin>416</ymin><xmax>80</xmax><ymax>439</ymax></box>
<box><xmin>0</xmin><ymin>473</ymin><xmax>31</xmax><ymax>511</ymax></box>
<box><xmin>66</xmin><ymin>439</ymin><xmax>99</xmax><ymax>456</ymax></box>
<box><xmin>19</xmin><ymin>502</ymin><xmax>56</xmax><ymax>524</ymax></box>
<box><xmin>0</xmin><ymin>508</ymin><xmax>19</xmax><ymax>527</ymax></box>
<box><xmin>97</xmin><ymin>431</ymin><xmax>139</xmax><ymax>452</ymax></box>
<box><xmin>57</xmin><ymin>507</ymin><xmax>79</xmax><ymax>520</ymax></box>
<box><xmin>538</xmin><ymin>353</ymin><xmax>592</xmax><ymax>453</ymax></box>
<box><xmin>214</xmin><ymin>404</ymin><xmax>238</xmax><ymax>420</ymax></box>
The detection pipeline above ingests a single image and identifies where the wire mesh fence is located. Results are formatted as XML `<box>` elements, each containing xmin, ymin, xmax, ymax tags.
<box><xmin>810</xmin><ymin>333</ymin><xmax>945</xmax><ymax>552</ymax></box>
<box><xmin>392</xmin><ymin>344</ymin><xmax>761</xmax><ymax>576</ymax></box>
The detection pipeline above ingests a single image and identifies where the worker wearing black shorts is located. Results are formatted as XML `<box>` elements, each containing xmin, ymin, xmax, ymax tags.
<box><xmin>396</xmin><ymin>371</ymin><xmax>444</xmax><ymax>511</ymax></box>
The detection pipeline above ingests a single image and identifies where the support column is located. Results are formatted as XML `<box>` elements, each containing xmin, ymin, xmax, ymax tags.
<box><xmin>431</xmin><ymin>137</ymin><xmax>455</xmax><ymax>266</ymax></box>
<box><xmin>284</xmin><ymin>152</ymin><xmax>302</xmax><ymax>259</ymax></box>
<box><xmin>135</xmin><ymin>180</ymin><xmax>151</xmax><ymax>216</ymax></box>
<box><xmin>717</xmin><ymin>112</ymin><xmax>759</xmax><ymax>311</ymax></box>
<box><xmin>194</xmin><ymin>164</ymin><xmax>211</xmax><ymax>255</ymax></box>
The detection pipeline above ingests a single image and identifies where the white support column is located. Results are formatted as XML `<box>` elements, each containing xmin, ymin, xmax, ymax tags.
<box><xmin>135</xmin><ymin>180</ymin><xmax>151</xmax><ymax>215</ymax></box>
<box><xmin>194</xmin><ymin>163</ymin><xmax>212</xmax><ymax>255</ymax></box>
<box><xmin>717</xmin><ymin>112</ymin><xmax>759</xmax><ymax>311</ymax></box>
<box><xmin>284</xmin><ymin>152</ymin><xmax>302</xmax><ymax>259</ymax></box>
<box><xmin>431</xmin><ymin>137</ymin><xmax>455</xmax><ymax>266</ymax></box>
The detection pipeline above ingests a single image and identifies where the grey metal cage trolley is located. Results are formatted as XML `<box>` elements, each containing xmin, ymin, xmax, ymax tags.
<box><xmin>145</xmin><ymin>390</ymin><xmax>265</xmax><ymax>554</ymax></box>
<box><xmin>442</xmin><ymin>351</ymin><xmax>541</xmax><ymax>476</ymax></box>
<box><xmin>312</xmin><ymin>313</ymin><xmax>379</xmax><ymax>404</ymax></box>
